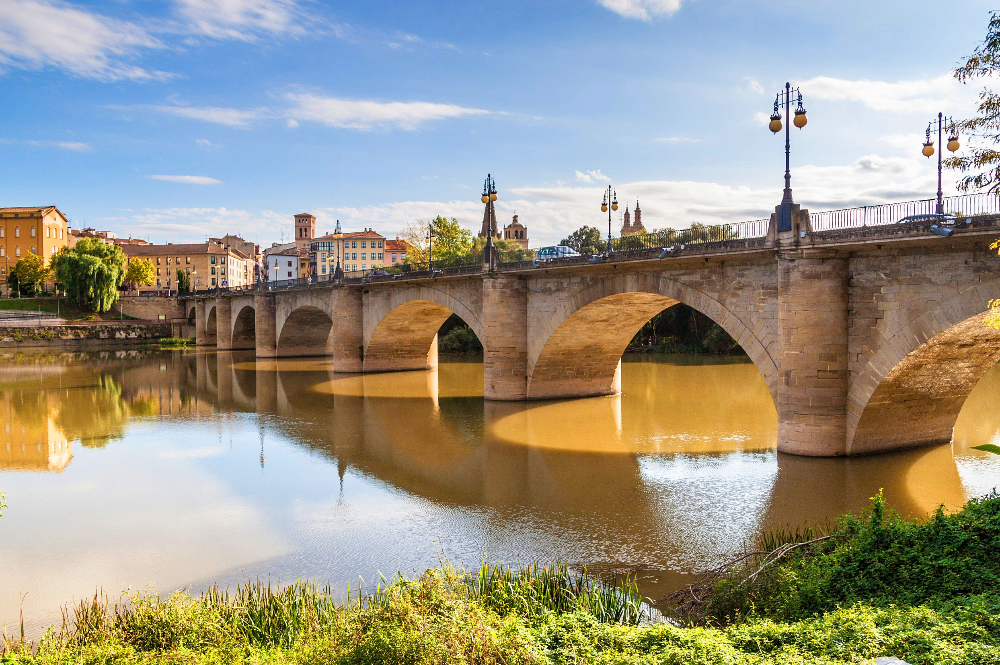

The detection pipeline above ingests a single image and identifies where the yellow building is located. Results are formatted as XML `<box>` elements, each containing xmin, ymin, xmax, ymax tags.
<box><xmin>0</xmin><ymin>206</ymin><xmax>70</xmax><ymax>288</ymax></box>
<box><xmin>310</xmin><ymin>229</ymin><xmax>387</xmax><ymax>277</ymax></box>
<box><xmin>122</xmin><ymin>242</ymin><xmax>256</xmax><ymax>293</ymax></box>
<box><xmin>0</xmin><ymin>393</ymin><xmax>72</xmax><ymax>472</ymax></box>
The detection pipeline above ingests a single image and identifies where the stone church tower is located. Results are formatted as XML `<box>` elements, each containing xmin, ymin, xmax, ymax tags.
<box><xmin>502</xmin><ymin>214</ymin><xmax>529</xmax><ymax>249</ymax></box>
<box><xmin>620</xmin><ymin>201</ymin><xmax>645</xmax><ymax>236</ymax></box>
<box><xmin>294</xmin><ymin>213</ymin><xmax>316</xmax><ymax>249</ymax></box>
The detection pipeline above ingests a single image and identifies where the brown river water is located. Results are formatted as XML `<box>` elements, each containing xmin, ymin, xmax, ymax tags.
<box><xmin>1</xmin><ymin>348</ymin><xmax>998</xmax><ymax>638</ymax></box>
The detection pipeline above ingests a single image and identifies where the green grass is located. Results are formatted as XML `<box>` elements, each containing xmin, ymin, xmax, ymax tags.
<box><xmin>3</xmin><ymin>496</ymin><xmax>1000</xmax><ymax>664</ymax></box>
<box><xmin>158</xmin><ymin>337</ymin><xmax>194</xmax><ymax>346</ymax></box>
<box><xmin>0</xmin><ymin>297</ymin><xmax>135</xmax><ymax>321</ymax></box>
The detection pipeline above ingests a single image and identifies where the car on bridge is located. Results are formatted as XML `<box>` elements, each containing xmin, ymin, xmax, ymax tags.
<box><xmin>536</xmin><ymin>245</ymin><xmax>581</xmax><ymax>262</ymax></box>
<box><xmin>898</xmin><ymin>213</ymin><xmax>961</xmax><ymax>237</ymax></box>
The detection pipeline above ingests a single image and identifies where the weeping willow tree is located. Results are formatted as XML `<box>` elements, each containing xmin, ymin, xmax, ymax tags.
<box><xmin>50</xmin><ymin>238</ymin><xmax>127</xmax><ymax>313</ymax></box>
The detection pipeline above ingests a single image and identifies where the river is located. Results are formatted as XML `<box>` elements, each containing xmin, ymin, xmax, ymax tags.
<box><xmin>1</xmin><ymin>348</ymin><xmax>999</xmax><ymax>638</ymax></box>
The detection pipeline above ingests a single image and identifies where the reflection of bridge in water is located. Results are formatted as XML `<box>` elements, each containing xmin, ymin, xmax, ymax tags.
<box><xmin>181</xmin><ymin>350</ymin><xmax>978</xmax><ymax>595</ymax></box>
<box><xmin>181</xmin><ymin>197</ymin><xmax>1000</xmax><ymax>457</ymax></box>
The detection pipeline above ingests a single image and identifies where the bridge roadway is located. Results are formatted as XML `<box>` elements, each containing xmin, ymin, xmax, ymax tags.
<box><xmin>181</xmin><ymin>208</ymin><xmax>1000</xmax><ymax>457</ymax></box>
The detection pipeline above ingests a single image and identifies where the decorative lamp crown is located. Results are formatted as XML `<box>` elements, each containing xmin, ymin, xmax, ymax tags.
<box><xmin>793</xmin><ymin>93</ymin><xmax>807</xmax><ymax>128</ymax></box>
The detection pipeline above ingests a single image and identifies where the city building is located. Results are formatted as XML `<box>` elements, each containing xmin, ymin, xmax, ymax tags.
<box><xmin>121</xmin><ymin>241</ymin><xmax>255</xmax><ymax>293</ymax></box>
<box><xmin>502</xmin><ymin>214</ymin><xmax>529</xmax><ymax>249</ymax></box>
<box><xmin>1</xmin><ymin>392</ymin><xmax>72</xmax><ymax>473</ymax></box>
<box><xmin>0</xmin><ymin>206</ymin><xmax>70</xmax><ymax>290</ymax></box>
<box><xmin>263</xmin><ymin>241</ymin><xmax>297</xmax><ymax>281</ymax></box>
<box><xmin>294</xmin><ymin>213</ymin><xmax>316</xmax><ymax>250</ymax></box>
<box><xmin>69</xmin><ymin>227</ymin><xmax>116</xmax><ymax>246</ymax></box>
<box><xmin>310</xmin><ymin>228</ymin><xmax>387</xmax><ymax>277</ymax></box>
<box><xmin>620</xmin><ymin>201</ymin><xmax>645</xmax><ymax>236</ymax></box>
<box><xmin>267</xmin><ymin>249</ymin><xmax>300</xmax><ymax>282</ymax></box>
<box><xmin>385</xmin><ymin>238</ymin><xmax>409</xmax><ymax>266</ymax></box>
<box><xmin>210</xmin><ymin>234</ymin><xmax>263</xmax><ymax>283</ymax></box>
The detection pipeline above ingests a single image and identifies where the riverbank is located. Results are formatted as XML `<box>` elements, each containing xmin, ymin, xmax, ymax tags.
<box><xmin>4</xmin><ymin>494</ymin><xmax>997</xmax><ymax>664</ymax></box>
<box><xmin>0</xmin><ymin>322</ymin><xmax>170</xmax><ymax>348</ymax></box>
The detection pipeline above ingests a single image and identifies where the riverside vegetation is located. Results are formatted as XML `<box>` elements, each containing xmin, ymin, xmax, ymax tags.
<box><xmin>2</xmin><ymin>492</ymin><xmax>998</xmax><ymax>664</ymax></box>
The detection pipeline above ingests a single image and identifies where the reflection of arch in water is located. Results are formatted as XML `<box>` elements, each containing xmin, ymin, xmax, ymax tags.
<box><xmin>526</xmin><ymin>274</ymin><xmax>777</xmax><ymax>401</ymax></box>
<box><xmin>231</xmin><ymin>305</ymin><xmax>256</xmax><ymax>350</ymax></box>
<box><xmin>848</xmin><ymin>310</ymin><xmax>1000</xmax><ymax>455</ymax></box>
<box><xmin>364</xmin><ymin>291</ymin><xmax>485</xmax><ymax>373</ymax></box>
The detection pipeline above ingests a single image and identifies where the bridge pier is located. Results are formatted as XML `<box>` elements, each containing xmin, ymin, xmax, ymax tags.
<box><xmin>483</xmin><ymin>275</ymin><xmax>528</xmax><ymax>400</ymax></box>
<box><xmin>194</xmin><ymin>300</ymin><xmax>208</xmax><ymax>346</ymax></box>
<box><xmin>254</xmin><ymin>295</ymin><xmax>278</xmax><ymax>358</ymax></box>
<box><xmin>215</xmin><ymin>298</ymin><xmax>233</xmax><ymax>350</ymax></box>
<box><xmin>331</xmin><ymin>288</ymin><xmax>364</xmax><ymax>372</ymax></box>
<box><xmin>777</xmin><ymin>250</ymin><xmax>850</xmax><ymax>456</ymax></box>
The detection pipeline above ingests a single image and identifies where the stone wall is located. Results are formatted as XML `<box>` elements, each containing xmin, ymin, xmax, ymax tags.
<box><xmin>118</xmin><ymin>295</ymin><xmax>186</xmax><ymax>321</ymax></box>
<box><xmin>0</xmin><ymin>322</ymin><xmax>171</xmax><ymax>347</ymax></box>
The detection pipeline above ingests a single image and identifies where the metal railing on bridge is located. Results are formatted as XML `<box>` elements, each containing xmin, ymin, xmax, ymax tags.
<box><xmin>0</xmin><ymin>310</ymin><xmax>61</xmax><ymax>326</ymax></box>
<box><xmin>808</xmin><ymin>192</ymin><xmax>1000</xmax><ymax>232</ymax></box>
<box><xmin>184</xmin><ymin>193</ymin><xmax>1000</xmax><ymax>296</ymax></box>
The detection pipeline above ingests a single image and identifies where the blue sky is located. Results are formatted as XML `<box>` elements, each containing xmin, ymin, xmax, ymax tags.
<box><xmin>1</xmin><ymin>0</ymin><xmax>997</xmax><ymax>246</ymax></box>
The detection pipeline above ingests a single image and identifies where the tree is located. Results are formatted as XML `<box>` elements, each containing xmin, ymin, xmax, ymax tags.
<box><xmin>11</xmin><ymin>252</ymin><xmax>50</xmax><ymax>296</ymax></box>
<box><xmin>401</xmin><ymin>216</ymin><xmax>475</xmax><ymax>265</ymax></box>
<box><xmin>176</xmin><ymin>268</ymin><xmax>191</xmax><ymax>293</ymax></box>
<box><xmin>50</xmin><ymin>238</ymin><xmax>127</xmax><ymax>313</ymax></box>
<box><xmin>947</xmin><ymin>11</ymin><xmax>1000</xmax><ymax>193</ymax></box>
<box><xmin>560</xmin><ymin>225</ymin><xmax>604</xmax><ymax>255</ymax></box>
<box><xmin>123</xmin><ymin>259</ymin><xmax>155</xmax><ymax>294</ymax></box>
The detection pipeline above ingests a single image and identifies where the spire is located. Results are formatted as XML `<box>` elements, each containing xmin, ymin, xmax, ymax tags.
<box><xmin>334</xmin><ymin>219</ymin><xmax>342</xmax><ymax>234</ymax></box>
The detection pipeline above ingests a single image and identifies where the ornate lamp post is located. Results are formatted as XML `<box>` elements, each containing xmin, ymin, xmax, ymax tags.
<box><xmin>332</xmin><ymin>219</ymin><xmax>344</xmax><ymax>281</ymax></box>
<box><xmin>921</xmin><ymin>113</ymin><xmax>960</xmax><ymax>214</ymax></box>
<box><xmin>600</xmin><ymin>185</ymin><xmax>618</xmax><ymax>253</ymax></box>
<box><xmin>481</xmin><ymin>173</ymin><xmax>498</xmax><ymax>268</ymax></box>
<box><xmin>427</xmin><ymin>223</ymin><xmax>436</xmax><ymax>271</ymax></box>
<box><xmin>767</xmin><ymin>82</ymin><xmax>808</xmax><ymax>231</ymax></box>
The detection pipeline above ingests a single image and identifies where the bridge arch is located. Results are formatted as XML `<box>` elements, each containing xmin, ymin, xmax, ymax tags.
<box><xmin>364</xmin><ymin>286</ymin><xmax>485</xmax><ymax>373</ymax></box>
<box><xmin>231</xmin><ymin>304</ymin><xmax>256</xmax><ymax>350</ymax></box>
<box><xmin>527</xmin><ymin>273</ymin><xmax>778</xmax><ymax>401</ymax></box>
<box><xmin>277</xmin><ymin>301</ymin><xmax>334</xmax><ymax>357</ymax></box>
<box><xmin>847</xmin><ymin>282</ymin><xmax>1000</xmax><ymax>455</ymax></box>
<box><xmin>205</xmin><ymin>305</ymin><xmax>218</xmax><ymax>345</ymax></box>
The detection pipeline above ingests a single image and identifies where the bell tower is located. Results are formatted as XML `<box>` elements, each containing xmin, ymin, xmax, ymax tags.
<box><xmin>294</xmin><ymin>213</ymin><xmax>315</xmax><ymax>249</ymax></box>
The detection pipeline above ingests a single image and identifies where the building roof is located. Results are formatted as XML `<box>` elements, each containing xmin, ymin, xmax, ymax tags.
<box><xmin>0</xmin><ymin>206</ymin><xmax>69</xmax><ymax>223</ymax></box>
<box><xmin>385</xmin><ymin>239</ymin><xmax>409</xmax><ymax>251</ymax></box>
<box><xmin>121</xmin><ymin>242</ymin><xmax>229</xmax><ymax>256</ymax></box>
<box><xmin>313</xmin><ymin>230</ymin><xmax>385</xmax><ymax>241</ymax></box>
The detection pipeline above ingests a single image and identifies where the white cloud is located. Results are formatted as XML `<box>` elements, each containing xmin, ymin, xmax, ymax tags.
<box><xmin>195</xmin><ymin>139</ymin><xmax>216</xmax><ymax>148</ymax></box>
<box><xmin>285</xmin><ymin>93</ymin><xmax>488</xmax><ymax>130</ymax></box>
<box><xmin>880</xmin><ymin>133</ymin><xmax>926</xmax><ymax>150</ymax></box>
<box><xmin>753</xmin><ymin>111</ymin><xmax>771</xmax><ymax>126</ymax></box>
<box><xmin>100</xmin><ymin>207</ymin><xmax>289</xmax><ymax>244</ymax></box>
<box><xmin>575</xmin><ymin>169</ymin><xmax>612</xmax><ymax>183</ymax></box>
<box><xmin>597</xmin><ymin>0</ymin><xmax>682</xmax><ymax>21</ymax></box>
<box><xmin>148</xmin><ymin>175</ymin><xmax>223</xmax><ymax>185</ymax></box>
<box><xmin>2</xmin><ymin>138</ymin><xmax>92</xmax><ymax>151</ymax></box>
<box><xmin>801</xmin><ymin>74</ymin><xmax>972</xmax><ymax>115</ymax></box>
<box><xmin>172</xmin><ymin>0</ymin><xmax>308</xmax><ymax>41</ymax></box>
<box><xmin>0</xmin><ymin>0</ymin><xmax>168</xmax><ymax>81</ymax></box>
<box><xmin>654</xmin><ymin>136</ymin><xmax>703</xmax><ymax>144</ymax></box>
<box><xmin>745</xmin><ymin>76</ymin><xmax>764</xmax><ymax>95</ymax></box>
<box><xmin>153</xmin><ymin>104</ymin><xmax>267</xmax><ymax>128</ymax></box>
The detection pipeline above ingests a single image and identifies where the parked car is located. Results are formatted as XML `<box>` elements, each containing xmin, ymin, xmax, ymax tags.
<box><xmin>536</xmin><ymin>245</ymin><xmax>581</xmax><ymax>261</ymax></box>
<box><xmin>898</xmin><ymin>213</ymin><xmax>958</xmax><ymax>226</ymax></box>
<box><xmin>367</xmin><ymin>269</ymin><xmax>390</xmax><ymax>278</ymax></box>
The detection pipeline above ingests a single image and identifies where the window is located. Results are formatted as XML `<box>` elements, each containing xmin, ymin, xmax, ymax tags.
<box><xmin>0</xmin><ymin>247</ymin><xmax>4</xmax><ymax>257</ymax></box>
<box><xmin>287</xmin><ymin>271</ymin><xmax>292</xmax><ymax>278</ymax></box>
<box><xmin>156</xmin><ymin>257</ymin><xmax>161</xmax><ymax>265</ymax></box>
<box><xmin>0</xmin><ymin>227</ymin><xmax>3</xmax><ymax>237</ymax></box>
<box><xmin>30</xmin><ymin>227</ymin><xmax>35</xmax><ymax>237</ymax></box>
<box><xmin>379</xmin><ymin>241</ymin><xmax>383</xmax><ymax>248</ymax></box>
<box><xmin>378</xmin><ymin>253</ymin><xmax>383</xmax><ymax>260</ymax></box>
<box><xmin>30</xmin><ymin>245</ymin><xmax>35</xmax><ymax>254</ymax></box>
<box><xmin>211</xmin><ymin>267</ymin><xmax>216</xmax><ymax>275</ymax></box>
<box><xmin>361</xmin><ymin>241</ymin><xmax>366</xmax><ymax>248</ymax></box>
<box><xmin>211</xmin><ymin>278</ymin><xmax>216</xmax><ymax>286</ymax></box>
<box><xmin>361</xmin><ymin>253</ymin><xmax>366</xmax><ymax>260</ymax></box>
<box><xmin>351</xmin><ymin>241</ymin><xmax>357</xmax><ymax>248</ymax></box>
<box><xmin>321</xmin><ymin>265</ymin><xmax>327</xmax><ymax>274</ymax></box>
<box><xmin>14</xmin><ymin>226</ymin><xmax>19</xmax><ymax>238</ymax></box>
<box><xmin>157</xmin><ymin>268</ymin><xmax>161</xmax><ymax>275</ymax></box>
<box><xmin>46</xmin><ymin>228</ymin><xmax>50</xmax><ymax>238</ymax></box>
<box><xmin>402</xmin><ymin>254</ymin><xmax>406</xmax><ymax>261</ymax></box>
<box><xmin>176</xmin><ymin>257</ymin><xmax>180</xmax><ymax>264</ymax></box>
<box><xmin>287</xmin><ymin>260</ymin><xmax>292</xmax><ymax>267</ymax></box>
<box><xmin>166</xmin><ymin>257</ymin><xmax>171</xmax><ymax>265</ymax></box>
<box><xmin>60</xmin><ymin>229</ymin><xmax>63</xmax><ymax>240</ymax></box>
<box><xmin>52</xmin><ymin>247</ymin><xmax>56</xmax><ymax>255</ymax></box>
<box><xmin>14</xmin><ymin>246</ymin><xmax>20</xmax><ymax>257</ymax></box>
<box><xmin>156</xmin><ymin>279</ymin><xmax>161</xmax><ymax>287</ymax></box>
<box><xmin>392</xmin><ymin>253</ymin><xmax>396</xmax><ymax>262</ymax></box>
<box><xmin>362</xmin><ymin>264</ymin><xmax>367</xmax><ymax>271</ymax></box>
<box><xmin>186</xmin><ymin>256</ymin><xmax>190</xmax><ymax>264</ymax></box>
<box><xmin>211</xmin><ymin>256</ymin><xmax>217</xmax><ymax>264</ymax></box>
<box><xmin>220</xmin><ymin>268</ymin><xmax>225</xmax><ymax>275</ymax></box>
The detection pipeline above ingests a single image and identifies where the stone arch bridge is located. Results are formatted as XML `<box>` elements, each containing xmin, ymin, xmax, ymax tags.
<box><xmin>183</xmin><ymin>216</ymin><xmax>1000</xmax><ymax>458</ymax></box>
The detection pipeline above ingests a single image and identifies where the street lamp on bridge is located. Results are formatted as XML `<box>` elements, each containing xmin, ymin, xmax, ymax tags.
<box><xmin>767</xmin><ymin>82</ymin><xmax>808</xmax><ymax>231</ymax></box>
<box><xmin>333</xmin><ymin>219</ymin><xmax>344</xmax><ymax>281</ymax></box>
<box><xmin>921</xmin><ymin>113</ymin><xmax>960</xmax><ymax>214</ymax></box>
<box><xmin>600</xmin><ymin>185</ymin><xmax>618</xmax><ymax>254</ymax></box>
<box><xmin>482</xmin><ymin>173</ymin><xmax>498</xmax><ymax>269</ymax></box>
